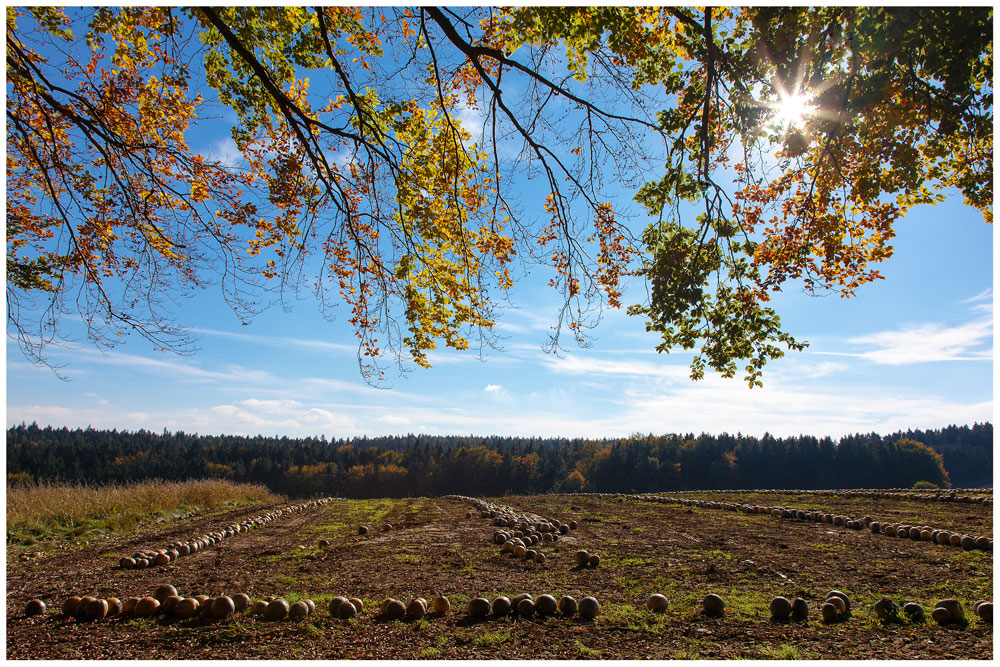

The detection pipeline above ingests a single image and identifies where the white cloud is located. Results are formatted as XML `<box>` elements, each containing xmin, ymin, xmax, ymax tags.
<box><xmin>237</xmin><ymin>398</ymin><xmax>302</xmax><ymax>412</ymax></box>
<box><xmin>542</xmin><ymin>353</ymin><xmax>691</xmax><ymax>380</ymax></box>
<box><xmin>207</xmin><ymin>137</ymin><xmax>245</xmax><ymax>170</ymax></box>
<box><xmin>454</xmin><ymin>101</ymin><xmax>487</xmax><ymax>144</ymax></box>
<box><xmin>484</xmin><ymin>384</ymin><xmax>504</xmax><ymax>393</ymax></box>
<box><xmin>615</xmin><ymin>378</ymin><xmax>993</xmax><ymax>439</ymax></box>
<box><xmin>209</xmin><ymin>403</ymin><xmax>303</xmax><ymax>432</ymax></box>
<box><xmin>378</xmin><ymin>414</ymin><xmax>411</xmax><ymax>425</ymax></box>
<box><xmin>773</xmin><ymin>359</ymin><xmax>849</xmax><ymax>380</ymax></box>
<box><xmin>843</xmin><ymin>319</ymin><xmax>992</xmax><ymax>365</ymax></box>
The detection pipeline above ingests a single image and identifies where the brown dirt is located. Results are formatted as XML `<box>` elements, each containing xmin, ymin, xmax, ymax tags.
<box><xmin>6</xmin><ymin>493</ymin><xmax>993</xmax><ymax>659</ymax></box>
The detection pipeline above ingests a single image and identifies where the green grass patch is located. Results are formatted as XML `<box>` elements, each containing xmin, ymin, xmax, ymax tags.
<box><xmin>391</xmin><ymin>552</ymin><xmax>422</xmax><ymax>564</ymax></box>
<box><xmin>604</xmin><ymin>555</ymin><xmax>656</xmax><ymax>568</ymax></box>
<box><xmin>759</xmin><ymin>643</ymin><xmax>813</xmax><ymax>660</ymax></box>
<box><xmin>574</xmin><ymin>641</ymin><xmax>602</xmax><ymax>659</ymax></box>
<box><xmin>473</xmin><ymin>626</ymin><xmax>513</xmax><ymax>647</ymax></box>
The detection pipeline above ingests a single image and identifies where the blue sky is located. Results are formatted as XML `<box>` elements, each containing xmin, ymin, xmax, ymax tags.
<box><xmin>7</xmin><ymin>189</ymin><xmax>992</xmax><ymax>440</ymax></box>
<box><xmin>6</xmin><ymin>9</ymin><xmax>994</xmax><ymax>440</ymax></box>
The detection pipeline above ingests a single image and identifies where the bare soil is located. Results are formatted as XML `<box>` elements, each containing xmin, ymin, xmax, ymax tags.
<box><xmin>6</xmin><ymin>493</ymin><xmax>993</xmax><ymax>659</ymax></box>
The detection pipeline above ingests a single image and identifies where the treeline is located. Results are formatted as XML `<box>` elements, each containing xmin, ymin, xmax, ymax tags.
<box><xmin>6</xmin><ymin>423</ymin><xmax>990</xmax><ymax>497</ymax></box>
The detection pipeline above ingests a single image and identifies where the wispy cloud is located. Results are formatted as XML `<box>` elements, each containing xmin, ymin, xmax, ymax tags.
<box><xmin>191</xmin><ymin>327</ymin><xmax>355</xmax><ymax>355</ymax></box>
<box><xmin>959</xmin><ymin>288</ymin><xmax>992</xmax><ymax>304</ymax></box>
<box><xmin>542</xmin><ymin>353</ymin><xmax>690</xmax><ymax>380</ymax></box>
<box><xmin>960</xmin><ymin>288</ymin><xmax>993</xmax><ymax>316</ymax></box>
<box><xmin>842</xmin><ymin>319</ymin><xmax>992</xmax><ymax>365</ymax></box>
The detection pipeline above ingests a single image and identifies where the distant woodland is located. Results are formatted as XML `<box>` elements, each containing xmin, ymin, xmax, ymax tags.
<box><xmin>6</xmin><ymin>423</ymin><xmax>991</xmax><ymax>498</ymax></box>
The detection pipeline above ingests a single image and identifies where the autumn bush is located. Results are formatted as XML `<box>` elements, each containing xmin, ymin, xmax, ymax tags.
<box><xmin>7</xmin><ymin>479</ymin><xmax>281</xmax><ymax>546</ymax></box>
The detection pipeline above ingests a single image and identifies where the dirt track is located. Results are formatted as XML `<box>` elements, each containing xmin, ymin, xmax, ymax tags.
<box><xmin>6</xmin><ymin>493</ymin><xmax>993</xmax><ymax>659</ymax></box>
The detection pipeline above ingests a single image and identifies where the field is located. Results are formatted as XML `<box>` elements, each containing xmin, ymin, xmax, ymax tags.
<box><xmin>6</xmin><ymin>489</ymin><xmax>993</xmax><ymax>660</ymax></box>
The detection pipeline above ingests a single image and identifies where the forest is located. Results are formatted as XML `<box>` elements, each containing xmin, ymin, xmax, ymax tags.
<box><xmin>6</xmin><ymin>423</ymin><xmax>990</xmax><ymax>498</ymax></box>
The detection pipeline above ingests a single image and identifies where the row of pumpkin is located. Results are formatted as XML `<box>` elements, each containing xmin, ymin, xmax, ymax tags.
<box><xmin>117</xmin><ymin>497</ymin><xmax>337</xmax><ymax>570</ymax></box>
<box><xmin>603</xmin><ymin>493</ymin><xmax>993</xmax><ymax>552</ymax></box>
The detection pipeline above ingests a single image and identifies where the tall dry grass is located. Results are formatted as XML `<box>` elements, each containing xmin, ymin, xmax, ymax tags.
<box><xmin>7</xmin><ymin>478</ymin><xmax>282</xmax><ymax>545</ymax></box>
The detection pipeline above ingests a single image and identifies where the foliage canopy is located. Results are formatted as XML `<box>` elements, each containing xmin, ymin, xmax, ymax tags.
<box><xmin>7</xmin><ymin>7</ymin><xmax>992</xmax><ymax>384</ymax></box>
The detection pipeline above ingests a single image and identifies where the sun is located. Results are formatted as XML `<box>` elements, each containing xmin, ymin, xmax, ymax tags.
<box><xmin>772</xmin><ymin>90</ymin><xmax>815</xmax><ymax>130</ymax></box>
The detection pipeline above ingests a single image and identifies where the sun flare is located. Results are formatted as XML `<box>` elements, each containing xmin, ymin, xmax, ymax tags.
<box><xmin>773</xmin><ymin>90</ymin><xmax>815</xmax><ymax>129</ymax></box>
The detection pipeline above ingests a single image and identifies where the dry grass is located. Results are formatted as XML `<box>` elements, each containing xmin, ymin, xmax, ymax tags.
<box><xmin>7</xmin><ymin>478</ymin><xmax>281</xmax><ymax>547</ymax></box>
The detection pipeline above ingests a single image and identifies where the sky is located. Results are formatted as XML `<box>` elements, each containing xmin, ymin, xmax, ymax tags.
<box><xmin>7</xmin><ymin>188</ymin><xmax>993</xmax><ymax>440</ymax></box>
<box><xmin>5</xmin><ymin>9</ymin><xmax>995</xmax><ymax>441</ymax></box>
